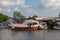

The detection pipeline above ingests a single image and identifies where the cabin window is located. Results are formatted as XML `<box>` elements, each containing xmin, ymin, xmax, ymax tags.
<box><xmin>33</xmin><ymin>22</ymin><xmax>38</xmax><ymax>25</ymax></box>
<box><xmin>29</xmin><ymin>23</ymin><xmax>37</xmax><ymax>25</ymax></box>
<box><xmin>27</xmin><ymin>23</ymin><xmax>32</xmax><ymax>26</ymax></box>
<box><xmin>27</xmin><ymin>22</ymin><xmax>38</xmax><ymax>26</ymax></box>
<box><xmin>27</xmin><ymin>23</ymin><xmax>32</xmax><ymax>25</ymax></box>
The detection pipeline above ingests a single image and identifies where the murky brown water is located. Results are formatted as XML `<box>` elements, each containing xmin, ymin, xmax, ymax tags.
<box><xmin>0</xmin><ymin>29</ymin><xmax>60</xmax><ymax>40</ymax></box>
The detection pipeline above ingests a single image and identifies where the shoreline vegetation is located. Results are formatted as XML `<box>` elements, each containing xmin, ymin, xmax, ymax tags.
<box><xmin>0</xmin><ymin>11</ymin><xmax>58</xmax><ymax>30</ymax></box>
<box><xmin>0</xmin><ymin>11</ymin><xmax>39</xmax><ymax>22</ymax></box>
<box><xmin>0</xmin><ymin>13</ymin><xmax>8</xmax><ymax>22</ymax></box>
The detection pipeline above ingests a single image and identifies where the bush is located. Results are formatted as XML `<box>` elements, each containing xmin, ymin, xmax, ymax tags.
<box><xmin>46</xmin><ymin>19</ymin><xmax>56</xmax><ymax>29</ymax></box>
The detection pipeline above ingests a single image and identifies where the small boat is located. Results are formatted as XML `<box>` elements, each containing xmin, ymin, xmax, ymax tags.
<box><xmin>54</xmin><ymin>26</ymin><xmax>60</xmax><ymax>30</ymax></box>
<box><xmin>0</xmin><ymin>22</ymin><xmax>4</xmax><ymax>29</ymax></box>
<box><xmin>54</xmin><ymin>22</ymin><xmax>60</xmax><ymax>30</ymax></box>
<box><xmin>7</xmin><ymin>20</ymin><xmax>47</xmax><ymax>30</ymax></box>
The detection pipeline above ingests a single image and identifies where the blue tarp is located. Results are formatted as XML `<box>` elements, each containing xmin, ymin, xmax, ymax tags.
<box><xmin>14</xmin><ymin>16</ymin><xmax>21</xmax><ymax>20</ymax></box>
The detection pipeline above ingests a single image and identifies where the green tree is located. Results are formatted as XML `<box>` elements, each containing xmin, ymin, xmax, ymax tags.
<box><xmin>14</xmin><ymin>11</ymin><xmax>25</xmax><ymax>20</ymax></box>
<box><xmin>46</xmin><ymin>20</ymin><xmax>56</xmax><ymax>29</ymax></box>
<box><xmin>26</xmin><ymin>16</ymin><xmax>32</xmax><ymax>20</ymax></box>
<box><xmin>0</xmin><ymin>13</ymin><xmax>8</xmax><ymax>22</ymax></box>
<box><xmin>32</xmin><ymin>15</ymin><xmax>38</xmax><ymax>19</ymax></box>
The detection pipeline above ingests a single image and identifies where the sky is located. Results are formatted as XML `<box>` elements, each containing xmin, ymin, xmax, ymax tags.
<box><xmin>0</xmin><ymin>0</ymin><xmax>60</xmax><ymax>17</ymax></box>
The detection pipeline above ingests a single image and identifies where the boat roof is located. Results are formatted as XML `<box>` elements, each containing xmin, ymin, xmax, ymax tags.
<box><xmin>24</xmin><ymin>20</ymin><xmax>39</xmax><ymax>23</ymax></box>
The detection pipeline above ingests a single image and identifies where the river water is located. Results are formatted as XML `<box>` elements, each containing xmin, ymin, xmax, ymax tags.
<box><xmin>0</xmin><ymin>29</ymin><xmax>60</xmax><ymax>40</ymax></box>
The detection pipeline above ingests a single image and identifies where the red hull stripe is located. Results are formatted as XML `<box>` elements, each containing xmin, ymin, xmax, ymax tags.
<box><xmin>14</xmin><ymin>26</ymin><xmax>39</xmax><ymax>30</ymax></box>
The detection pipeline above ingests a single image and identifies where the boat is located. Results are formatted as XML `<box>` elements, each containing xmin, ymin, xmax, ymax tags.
<box><xmin>0</xmin><ymin>22</ymin><xmax>5</xmax><ymax>29</ymax></box>
<box><xmin>54</xmin><ymin>22</ymin><xmax>60</xmax><ymax>30</ymax></box>
<box><xmin>7</xmin><ymin>20</ymin><xmax>47</xmax><ymax>30</ymax></box>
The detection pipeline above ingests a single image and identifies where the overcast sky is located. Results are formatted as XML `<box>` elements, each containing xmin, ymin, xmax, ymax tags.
<box><xmin>0</xmin><ymin>0</ymin><xmax>60</xmax><ymax>17</ymax></box>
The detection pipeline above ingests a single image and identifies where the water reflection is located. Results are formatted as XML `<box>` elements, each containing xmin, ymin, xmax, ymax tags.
<box><xmin>0</xmin><ymin>29</ymin><xmax>60</xmax><ymax>40</ymax></box>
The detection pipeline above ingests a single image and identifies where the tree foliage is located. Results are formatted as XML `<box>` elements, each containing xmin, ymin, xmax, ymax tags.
<box><xmin>14</xmin><ymin>11</ymin><xmax>25</xmax><ymax>20</ymax></box>
<box><xmin>0</xmin><ymin>13</ymin><xmax>8</xmax><ymax>22</ymax></box>
<box><xmin>26</xmin><ymin>15</ymin><xmax>38</xmax><ymax>20</ymax></box>
<box><xmin>26</xmin><ymin>16</ymin><xmax>32</xmax><ymax>20</ymax></box>
<box><xmin>46</xmin><ymin>20</ymin><xmax>56</xmax><ymax>29</ymax></box>
<box><xmin>32</xmin><ymin>15</ymin><xmax>38</xmax><ymax>18</ymax></box>
<box><xmin>32</xmin><ymin>15</ymin><xmax>38</xmax><ymax>20</ymax></box>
